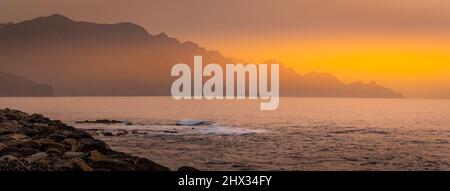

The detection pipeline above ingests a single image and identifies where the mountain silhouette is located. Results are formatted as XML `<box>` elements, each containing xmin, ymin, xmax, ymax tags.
<box><xmin>0</xmin><ymin>23</ymin><xmax>13</xmax><ymax>29</ymax></box>
<box><xmin>0</xmin><ymin>72</ymin><xmax>53</xmax><ymax>96</ymax></box>
<box><xmin>0</xmin><ymin>14</ymin><xmax>403</xmax><ymax>98</ymax></box>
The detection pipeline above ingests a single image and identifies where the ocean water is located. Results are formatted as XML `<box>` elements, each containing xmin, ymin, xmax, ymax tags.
<box><xmin>1</xmin><ymin>97</ymin><xmax>450</xmax><ymax>170</ymax></box>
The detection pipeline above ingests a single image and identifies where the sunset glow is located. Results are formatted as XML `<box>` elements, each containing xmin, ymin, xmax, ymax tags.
<box><xmin>1</xmin><ymin>0</ymin><xmax>450</xmax><ymax>98</ymax></box>
<box><xmin>208</xmin><ymin>34</ymin><xmax>450</xmax><ymax>98</ymax></box>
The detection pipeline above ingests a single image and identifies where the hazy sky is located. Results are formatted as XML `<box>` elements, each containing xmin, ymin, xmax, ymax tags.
<box><xmin>1</xmin><ymin>0</ymin><xmax>450</xmax><ymax>97</ymax></box>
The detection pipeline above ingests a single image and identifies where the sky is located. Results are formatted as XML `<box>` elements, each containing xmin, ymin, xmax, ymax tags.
<box><xmin>1</xmin><ymin>0</ymin><xmax>450</xmax><ymax>98</ymax></box>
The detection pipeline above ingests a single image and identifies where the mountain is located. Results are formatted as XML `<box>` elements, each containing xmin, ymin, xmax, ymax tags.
<box><xmin>0</xmin><ymin>14</ymin><xmax>403</xmax><ymax>98</ymax></box>
<box><xmin>0</xmin><ymin>14</ymin><xmax>149</xmax><ymax>41</ymax></box>
<box><xmin>0</xmin><ymin>23</ymin><xmax>13</xmax><ymax>29</ymax></box>
<box><xmin>0</xmin><ymin>72</ymin><xmax>54</xmax><ymax>96</ymax></box>
<box><xmin>282</xmin><ymin>71</ymin><xmax>403</xmax><ymax>98</ymax></box>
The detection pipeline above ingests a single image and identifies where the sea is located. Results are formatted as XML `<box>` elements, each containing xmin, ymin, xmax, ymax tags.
<box><xmin>1</xmin><ymin>97</ymin><xmax>449</xmax><ymax>170</ymax></box>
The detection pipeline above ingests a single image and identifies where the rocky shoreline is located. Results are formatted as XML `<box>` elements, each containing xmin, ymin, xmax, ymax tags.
<box><xmin>0</xmin><ymin>108</ymin><xmax>195</xmax><ymax>171</ymax></box>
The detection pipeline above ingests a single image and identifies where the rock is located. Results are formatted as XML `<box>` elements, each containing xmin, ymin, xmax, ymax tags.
<box><xmin>67</xmin><ymin>130</ymin><xmax>91</xmax><ymax>139</ymax></box>
<box><xmin>131</xmin><ymin>130</ymin><xmax>147</xmax><ymax>135</ymax></box>
<box><xmin>3</xmin><ymin>152</ymin><xmax>22</xmax><ymax>158</ymax></box>
<box><xmin>0</xmin><ymin>158</ymin><xmax>57</xmax><ymax>171</ymax></box>
<box><xmin>47</xmin><ymin>148</ymin><xmax>63</xmax><ymax>156</ymax></box>
<box><xmin>114</xmin><ymin>130</ymin><xmax>127</xmax><ymax>136</ymax></box>
<box><xmin>10</xmin><ymin>134</ymin><xmax>30</xmax><ymax>140</ymax></box>
<box><xmin>26</xmin><ymin>152</ymin><xmax>48</xmax><ymax>162</ymax></box>
<box><xmin>77</xmin><ymin>138</ymin><xmax>111</xmax><ymax>153</ymax></box>
<box><xmin>102</xmin><ymin>132</ymin><xmax>114</xmax><ymax>136</ymax></box>
<box><xmin>163</xmin><ymin>130</ymin><xmax>177</xmax><ymax>134</ymax></box>
<box><xmin>63</xmin><ymin>152</ymin><xmax>83</xmax><ymax>159</ymax></box>
<box><xmin>27</xmin><ymin>114</ymin><xmax>50</xmax><ymax>124</ymax></box>
<box><xmin>3</xmin><ymin>109</ymin><xmax>28</xmax><ymax>120</ymax></box>
<box><xmin>0</xmin><ymin>147</ymin><xmax>21</xmax><ymax>156</ymax></box>
<box><xmin>49</xmin><ymin>133</ymin><xmax>66</xmax><ymax>142</ymax></box>
<box><xmin>18</xmin><ymin>148</ymin><xmax>39</xmax><ymax>156</ymax></box>
<box><xmin>90</xmin><ymin>159</ymin><xmax>135</xmax><ymax>171</ymax></box>
<box><xmin>72</xmin><ymin>159</ymin><xmax>93</xmax><ymax>171</ymax></box>
<box><xmin>27</xmin><ymin>123</ymin><xmax>54</xmax><ymax>137</ymax></box>
<box><xmin>0</xmin><ymin>115</ymin><xmax>7</xmax><ymax>123</ymax></box>
<box><xmin>22</xmin><ymin>128</ymin><xmax>40</xmax><ymax>137</ymax></box>
<box><xmin>27</xmin><ymin>123</ymin><xmax>50</xmax><ymax>133</ymax></box>
<box><xmin>178</xmin><ymin>166</ymin><xmax>200</xmax><ymax>171</ymax></box>
<box><xmin>40</xmin><ymin>141</ymin><xmax>68</xmax><ymax>152</ymax></box>
<box><xmin>9</xmin><ymin>140</ymin><xmax>41</xmax><ymax>149</ymax></box>
<box><xmin>0</xmin><ymin>109</ymin><xmax>176</xmax><ymax>171</ymax></box>
<box><xmin>54</xmin><ymin>160</ymin><xmax>75</xmax><ymax>170</ymax></box>
<box><xmin>102</xmin><ymin>130</ymin><xmax>128</xmax><ymax>136</ymax></box>
<box><xmin>0</xmin><ymin>127</ymin><xmax>13</xmax><ymax>135</ymax></box>
<box><xmin>36</xmin><ymin>158</ymin><xmax>51</xmax><ymax>166</ymax></box>
<box><xmin>0</xmin><ymin>155</ymin><xmax>17</xmax><ymax>161</ymax></box>
<box><xmin>0</xmin><ymin>133</ymin><xmax>29</xmax><ymax>142</ymax></box>
<box><xmin>0</xmin><ymin>122</ymin><xmax>20</xmax><ymax>135</ymax></box>
<box><xmin>89</xmin><ymin>150</ymin><xmax>105</xmax><ymax>162</ymax></box>
<box><xmin>0</xmin><ymin>142</ymin><xmax>6</xmax><ymax>151</ymax></box>
<box><xmin>75</xmin><ymin>119</ymin><xmax>125</xmax><ymax>125</ymax></box>
<box><xmin>61</xmin><ymin>138</ymin><xmax>79</xmax><ymax>151</ymax></box>
<box><xmin>136</xmin><ymin>158</ymin><xmax>170</xmax><ymax>171</ymax></box>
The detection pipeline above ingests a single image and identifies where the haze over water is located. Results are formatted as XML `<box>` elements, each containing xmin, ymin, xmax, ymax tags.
<box><xmin>1</xmin><ymin>97</ymin><xmax>449</xmax><ymax>170</ymax></box>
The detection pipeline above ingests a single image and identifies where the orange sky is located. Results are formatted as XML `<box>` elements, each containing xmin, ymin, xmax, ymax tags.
<box><xmin>206</xmin><ymin>32</ymin><xmax>450</xmax><ymax>98</ymax></box>
<box><xmin>1</xmin><ymin>0</ymin><xmax>450</xmax><ymax>98</ymax></box>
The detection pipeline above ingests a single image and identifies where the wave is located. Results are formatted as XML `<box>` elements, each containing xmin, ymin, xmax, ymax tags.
<box><xmin>72</xmin><ymin>121</ymin><xmax>269</xmax><ymax>136</ymax></box>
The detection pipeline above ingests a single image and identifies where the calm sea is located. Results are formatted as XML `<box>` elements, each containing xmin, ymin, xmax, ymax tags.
<box><xmin>1</xmin><ymin>97</ymin><xmax>450</xmax><ymax>170</ymax></box>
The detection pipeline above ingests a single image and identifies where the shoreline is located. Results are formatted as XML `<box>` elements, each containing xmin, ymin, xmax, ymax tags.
<box><xmin>0</xmin><ymin>108</ymin><xmax>196</xmax><ymax>171</ymax></box>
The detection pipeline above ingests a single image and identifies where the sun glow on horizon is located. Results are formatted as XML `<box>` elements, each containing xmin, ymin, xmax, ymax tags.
<box><xmin>194</xmin><ymin>33</ymin><xmax>450</xmax><ymax>98</ymax></box>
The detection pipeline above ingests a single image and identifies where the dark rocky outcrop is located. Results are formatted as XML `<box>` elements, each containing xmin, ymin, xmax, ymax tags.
<box><xmin>75</xmin><ymin>119</ymin><xmax>132</xmax><ymax>125</ymax></box>
<box><xmin>0</xmin><ymin>108</ymin><xmax>188</xmax><ymax>171</ymax></box>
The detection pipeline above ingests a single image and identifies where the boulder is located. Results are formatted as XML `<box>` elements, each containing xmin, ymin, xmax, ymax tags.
<box><xmin>18</xmin><ymin>148</ymin><xmax>40</xmax><ymax>156</ymax></box>
<box><xmin>0</xmin><ymin>142</ymin><xmax>6</xmax><ymax>151</ymax></box>
<box><xmin>9</xmin><ymin>139</ymin><xmax>41</xmax><ymax>149</ymax></box>
<box><xmin>0</xmin><ymin>133</ymin><xmax>29</xmax><ymax>142</ymax></box>
<box><xmin>47</xmin><ymin>148</ymin><xmax>63</xmax><ymax>156</ymax></box>
<box><xmin>0</xmin><ymin>147</ymin><xmax>20</xmax><ymax>156</ymax></box>
<box><xmin>178</xmin><ymin>166</ymin><xmax>200</xmax><ymax>171</ymax></box>
<box><xmin>27</xmin><ymin>114</ymin><xmax>51</xmax><ymax>124</ymax></box>
<box><xmin>0</xmin><ymin>155</ymin><xmax>17</xmax><ymax>161</ymax></box>
<box><xmin>63</xmin><ymin>152</ymin><xmax>84</xmax><ymax>159</ymax></box>
<box><xmin>3</xmin><ymin>109</ymin><xmax>28</xmax><ymax>120</ymax></box>
<box><xmin>136</xmin><ymin>158</ymin><xmax>170</xmax><ymax>171</ymax></box>
<box><xmin>75</xmin><ymin>119</ymin><xmax>126</xmax><ymax>124</ymax></box>
<box><xmin>77</xmin><ymin>138</ymin><xmax>111</xmax><ymax>153</ymax></box>
<box><xmin>0</xmin><ymin>108</ymin><xmax>177</xmax><ymax>171</ymax></box>
<box><xmin>67</xmin><ymin>130</ymin><xmax>91</xmax><ymax>139</ymax></box>
<box><xmin>26</xmin><ymin>152</ymin><xmax>48</xmax><ymax>162</ymax></box>
<box><xmin>0</xmin><ymin>122</ymin><xmax>20</xmax><ymax>135</ymax></box>
<box><xmin>0</xmin><ymin>115</ymin><xmax>7</xmax><ymax>123</ymax></box>
<box><xmin>89</xmin><ymin>150</ymin><xmax>105</xmax><ymax>162</ymax></box>
<box><xmin>40</xmin><ymin>141</ymin><xmax>68</xmax><ymax>153</ymax></box>
<box><xmin>102</xmin><ymin>131</ymin><xmax>114</xmax><ymax>136</ymax></box>
<box><xmin>48</xmin><ymin>133</ymin><xmax>66</xmax><ymax>142</ymax></box>
<box><xmin>90</xmin><ymin>159</ymin><xmax>135</xmax><ymax>171</ymax></box>
<box><xmin>61</xmin><ymin>138</ymin><xmax>79</xmax><ymax>151</ymax></box>
<box><xmin>72</xmin><ymin>159</ymin><xmax>93</xmax><ymax>171</ymax></box>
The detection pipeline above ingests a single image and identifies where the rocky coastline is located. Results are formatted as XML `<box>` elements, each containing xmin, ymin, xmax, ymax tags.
<box><xmin>0</xmin><ymin>108</ymin><xmax>194</xmax><ymax>171</ymax></box>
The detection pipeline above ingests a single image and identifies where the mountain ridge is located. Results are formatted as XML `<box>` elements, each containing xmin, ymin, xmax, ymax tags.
<box><xmin>0</xmin><ymin>72</ymin><xmax>54</xmax><ymax>96</ymax></box>
<box><xmin>0</xmin><ymin>14</ymin><xmax>403</xmax><ymax>98</ymax></box>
